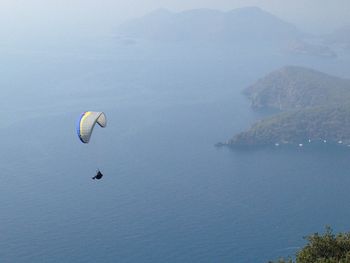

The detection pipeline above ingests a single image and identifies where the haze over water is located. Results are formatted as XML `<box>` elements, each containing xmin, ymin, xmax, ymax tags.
<box><xmin>1</xmin><ymin>5</ymin><xmax>350</xmax><ymax>262</ymax></box>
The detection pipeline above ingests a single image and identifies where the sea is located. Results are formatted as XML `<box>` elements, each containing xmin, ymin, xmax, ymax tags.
<box><xmin>1</xmin><ymin>37</ymin><xmax>350</xmax><ymax>262</ymax></box>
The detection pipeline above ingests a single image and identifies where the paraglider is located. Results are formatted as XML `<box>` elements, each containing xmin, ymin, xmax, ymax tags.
<box><xmin>77</xmin><ymin>111</ymin><xmax>107</xmax><ymax>143</ymax></box>
<box><xmin>77</xmin><ymin>111</ymin><xmax>107</xmax><ymax>180</ymax></box>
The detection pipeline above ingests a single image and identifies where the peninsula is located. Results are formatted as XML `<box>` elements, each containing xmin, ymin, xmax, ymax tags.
<box><xmin>223</xmin><ymin>66</ymin><xmax>350</xmax><ymax>148</ymax></box>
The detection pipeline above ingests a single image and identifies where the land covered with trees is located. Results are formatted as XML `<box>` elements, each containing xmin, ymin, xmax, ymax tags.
<box><xmin>223</xmin><ymin>66</ymin><xmax>350</xmax><ymax>148</ymax></box>
<box><xmin>269</xmin><ymin>227</ymin><xmax>350</xmax><ymax>263</ymax></box>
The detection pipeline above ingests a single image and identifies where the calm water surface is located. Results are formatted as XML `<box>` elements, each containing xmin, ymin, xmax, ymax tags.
<box><xmin>1</xmin><ymin>39</ymin><xmax>350</xmax><ymax>262</ymax></box>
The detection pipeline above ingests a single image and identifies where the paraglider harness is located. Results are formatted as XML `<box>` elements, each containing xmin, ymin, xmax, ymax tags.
<box><xmin>92</xmin><ymin>169</ymin><xmax>103</xmax><ymax>180</ymax></box>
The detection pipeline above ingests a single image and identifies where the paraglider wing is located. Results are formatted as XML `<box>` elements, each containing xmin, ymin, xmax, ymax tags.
<box><xmin>77</xmin><ymin>111</ymin><xmax>107</xmax><ymax>143</ymax></box>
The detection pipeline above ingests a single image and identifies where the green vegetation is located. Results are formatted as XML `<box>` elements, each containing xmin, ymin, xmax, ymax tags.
<box><xmin>225</xmin><ymin>66</ymin><xmax>350</xmax><ymax>147</ymax></box>
<box><xmin>269</xmin><ymin>227</ymin><xmax>350</xmax><ymax>263</ymax></box>
<box><xmin>244</xmin><ymin>66</ymin><xmax>350</xmax><ymax>111</ymax></box>
<box><xmin>229</xmin><ymin>105</ymin><xmax>350</xmax><ymax>146</ymax></box>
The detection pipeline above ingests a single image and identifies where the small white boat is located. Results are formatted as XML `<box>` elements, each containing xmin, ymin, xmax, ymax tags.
<box><xmin>299</xmin><ymin>143</ymin><xmax>303</xmax><ymax>147</ymax></box>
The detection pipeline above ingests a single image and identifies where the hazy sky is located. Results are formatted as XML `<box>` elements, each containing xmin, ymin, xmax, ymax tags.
<box><xmin>0</xmin><ymin>0</ymin><xmax>349</xmax><ymax>40</ymax></box>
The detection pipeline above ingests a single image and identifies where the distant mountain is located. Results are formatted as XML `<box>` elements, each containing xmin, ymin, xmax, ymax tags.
<box><xmin>324</xmin><ymin>25</ymin><xmax>350</xmax><ymax>49</ymax></box>
<box><xmin>220</xmin><ymin>66</ymin><xmax>350</xmax><ymax>148</ymax></box>
<box><xmin>117</xmin><ymin>7</ymin><xmax>303</xmax><ymax>44</ymax></box>
<box><xmin>244</xmin><ymin>66</ymin><xmax>350</xmax><ymax>110</ymax></box>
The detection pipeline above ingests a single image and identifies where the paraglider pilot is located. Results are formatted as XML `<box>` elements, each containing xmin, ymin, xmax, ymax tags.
<box><xmin>92</xmin><ymin>169</ymin><xmax>103</xmax><ymax>180</ymax></box>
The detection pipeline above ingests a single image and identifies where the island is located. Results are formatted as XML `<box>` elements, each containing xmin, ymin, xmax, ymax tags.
<box><xmin>220</xmin><ymin>66</ymin><xmax>350</xmax><ymax>148</ymax></box>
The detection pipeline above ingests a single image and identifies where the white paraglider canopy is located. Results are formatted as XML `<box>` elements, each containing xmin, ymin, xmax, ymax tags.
<box><xmin>77</xmin><ymin>111</ymin><xmax>107</xmax><ymax>143</ymax></box>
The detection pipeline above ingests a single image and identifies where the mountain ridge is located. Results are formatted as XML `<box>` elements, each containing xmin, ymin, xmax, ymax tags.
<box><xmin>117</xmin><ymin>7</ymin><xmax>303</xmax><ymax>43</ymax></box>
<box><xmin>244</xmin><ymin>66</ymin><xmax>350</xmax><ymax>110</ymax></box>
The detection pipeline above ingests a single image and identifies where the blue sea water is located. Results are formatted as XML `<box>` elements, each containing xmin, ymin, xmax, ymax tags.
<box><xmin>1</xmin><ymin>39</ymin><xmax>350</xmax><ymax>262</ymax></box>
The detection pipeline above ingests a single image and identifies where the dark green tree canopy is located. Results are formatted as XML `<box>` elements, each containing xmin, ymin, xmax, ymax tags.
<box><xmin>270</xmin><ymin>227</ymin><xmax>350</xmax><ymax>263</ymax></box>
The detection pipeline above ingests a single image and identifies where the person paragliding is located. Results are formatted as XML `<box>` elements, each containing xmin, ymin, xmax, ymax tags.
<box><xmin>76</xmin><ymin>111</ymin><xmax>107</xmax><ymax>180</ymax></box>
<box><xmin>92</xmin><ymin>169</ymin><xmax>104</xmax><ymax>180</ymax></box>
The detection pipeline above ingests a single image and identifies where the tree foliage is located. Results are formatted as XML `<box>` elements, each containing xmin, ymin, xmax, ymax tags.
<box><xmin>269</xmin><ymin>227</ymin><xmax>350</xmax><ymax>263</ymax></box>
<box><xmin>229</xmin><ymin>104</ymin><xmax>350</xmax><ymax>146</ymax></box>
